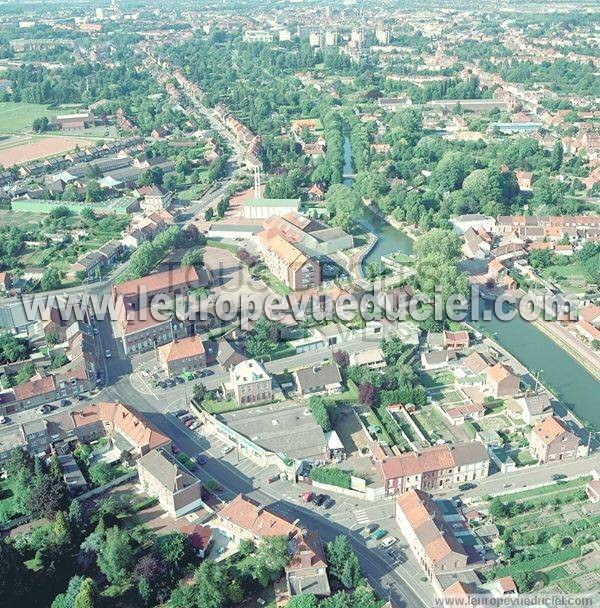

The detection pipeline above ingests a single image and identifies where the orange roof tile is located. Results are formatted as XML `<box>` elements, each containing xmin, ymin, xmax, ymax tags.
<box><xmin>532</xmin><ymin>416</ymin><xmax>570</xmax><ymax>446</ymax></box>
<box><xmin>159</xmin><ymin>336</ymin><xmax>205</xmax><ymax>362</ymax></box>
<box><xmin>219</xmin><ymin>494</ymin><xmax>297</xmax><ymax>539</ymax></box>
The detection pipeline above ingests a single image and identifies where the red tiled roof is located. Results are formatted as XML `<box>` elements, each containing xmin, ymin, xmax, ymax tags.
<box><xmin>531</xmin><ymin>416</ymin><xmax>572</xmax><ymax>446</ymax></box>
<box><xmin>180</xmin><ymin>524</ymin><xmax>213</xmax><ymax>550</ymax></box>
<box><xmin>13</xmin><ymin>373</ymin><xmax>56</xmax><ymax>400</ymax></box>
<box><xmin>71</xmin><ymin>401</ymin><xmax>170</xmax><ymax>452</ymax></box>
<box><xmin>159</xmin><ymin>336</ymin><xmax>205</xmax><ymax>362</ymax></box>
<box><xmin>219</xmin><ymin>494</ymin><xmax>296</xmax><ymax>539</ymax></box>
<box><xmin>113</xmin><ymin>266</ymin><xmax>200</xmax><ymax>299</ymax></box>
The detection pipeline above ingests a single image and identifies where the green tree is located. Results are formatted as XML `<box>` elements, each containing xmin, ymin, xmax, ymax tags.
<box><xmin>27</xmin><ymin>474</ymin><xmax>68</xmax><ymax>519</ymax></box>
<box><xmin>309</xmin><ymin>395</ymin><xmax>332</xmax><ymax>432</ymax></box>
<box><xmin>85</xmin><ymin>181</ymin><xmax>103</xmax><ymax>203</ymax></box>
<box><xmin>287</xmin><ymin>595</ymin><xmax>319</xmax><ymax>608</ymax></box>
<box><xmin>248</xmin><ymin>535</ymin><xmax>290</xmax><ymax>586</ymax></box>
<box><xmin>181</xmin><ymin>248</ymin><xmax>204</xmax><ymax>267</ymax></box>
<box><xmin>13</xmin><ymin>363</ymin><xmax>35</xmax><ymax>385</ymax></box>
<box><xmin>73</xmin><ymin>578</ymin><xmax>96</xmax><ymax>608</ymax></box>
<box><xmin>88</xmin><ymin>462</ymin><xmax>119</xmax><ymax>486</ymax></box>
<box><xmin>97</xmin><ymin>526</ymin><xmax>136</xmax><ymax>585</ymax></box>
<box><xmin>41</xmin><ymin>267</ymin><xmax>62</xmax><ymax>291</ymax></box>
<box><xmin>191</xmin><ymin>560</ymin><xmax>228</xmax><ymax>608</ymax></box>
<box><xmin>550</xmin><ymin>140</ymin><xmax>563</xmax><ymax>172</ymax></box>
<box><xmin>325</xmin><ymin>184</ymin><xmax>362</xmax><ymax>233</ymax></box>
<box><xmin>0</xmin><ymin>538</ymin><xmax>27</xmax><ymax>606</ymax></box>
<box><xmin>326</xmin><ymin>535</ymin><xmax>362</xmax><ymax>587</ymax></box>
<box><xmin>51</xmin><ymin>576</ymin><xmax>85</xmax><ymax>608</ymax></box>
<box><xmin>155</xmin><ymin>532</ymin><xmax>193</xmax><ymax>569</ymax></box>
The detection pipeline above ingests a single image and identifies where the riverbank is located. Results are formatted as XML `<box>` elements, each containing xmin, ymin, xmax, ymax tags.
<box><xmin>532</xmin><ymin>318</ymin><xmax>600</xmax><ymax>382</ymax></box>
<box><xmin>470</xmin><ymin>324</ymin><xmax>589</xmax><ymax>431</ymax></box>
<box><xmin>475</xmin><ymin>298</ymin><xmax>600</xmax><ymax>428</ymax></box>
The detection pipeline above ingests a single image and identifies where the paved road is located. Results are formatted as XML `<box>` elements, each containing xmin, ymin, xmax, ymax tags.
<box><xmin>85</xmin><ymin>318</ymin><xmax>433</xmax><ymax>608</ymax></box>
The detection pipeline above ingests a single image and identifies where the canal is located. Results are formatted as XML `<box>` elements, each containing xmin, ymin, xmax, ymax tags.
<box><xmin>342</xmin><ymin>136</ymin><xmax>600</xmax><ymax>427</ymax></box>
<box><xmin>342</xmin><ymin>137</ymin><xmax>413</xmax><ymax>268</ymax></box>
<box><xmin>476</xmin><ymin>300</ymin><xmax>600</xmax><ymax>428</ymax></box>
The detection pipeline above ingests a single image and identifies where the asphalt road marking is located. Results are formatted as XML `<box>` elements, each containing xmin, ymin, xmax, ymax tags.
<box><xmin>130</xmin><ymin>372</ymin><xmax>159</xmax><ymax>400</ymax></box>
<box><xmin>355</xmin><ymin>509</ymin><xmax>370</xmax><ymax>524</ymax></box>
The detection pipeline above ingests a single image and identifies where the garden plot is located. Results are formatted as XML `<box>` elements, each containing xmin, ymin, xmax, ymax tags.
<box><xmin>474</xmin><ymin>413</ymin><xmax>514</xmax><ymax>433</ymax></box>
<box><xmin>427</xmin><ymin>386</ymin><xmax>465</xmax><ymax>405</ymax></box>
<box><xmin>479</xmin><ymin>478</ymin><xmax>599</xmax><ymax>592</ymax></box>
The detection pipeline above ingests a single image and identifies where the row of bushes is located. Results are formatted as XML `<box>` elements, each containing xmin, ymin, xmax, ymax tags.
<box><xmin>309</xmin><ymin>466</ymin><xmax>352</xmax><ymax>489</ymax></box>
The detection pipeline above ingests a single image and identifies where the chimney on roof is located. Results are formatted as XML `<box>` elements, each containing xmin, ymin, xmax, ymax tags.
<box><xmin>300</xmin><ymin>551</ymin><xmax>312</xmax><ymax>568</ymax></box>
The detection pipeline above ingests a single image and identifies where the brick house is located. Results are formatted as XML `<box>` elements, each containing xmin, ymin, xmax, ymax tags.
<box><xmin>137</xmin><ymin>448</ymin><xmax>205</xmax><ymax>517</ymax></box>
<box><xmin>257</xmin><ymin>233</ymin><xmax>320</xmax><ymax>290</ymax></box>
<box><xmin>375</xmin><ymin>442</ymin><xmax>489</xmax><ymax>498</ymax></box>
<box><xmin>158</xmin><ymin>336</ymin><xmax>206</xmax><ymax>376</ymax></box>
<box><xmin>396</xmin><ymin>489</ymin><xmax>469</xmax><ymax>582</ymax></box>
<box><xmin>485</xmin><ymin>363</ymin><xmax>520</xmax><ymax>398</ymax></box>
<box><xmin>529</xmin><ymin>416</ymin><xmax>581</xmax><ymax>464</ymax></box>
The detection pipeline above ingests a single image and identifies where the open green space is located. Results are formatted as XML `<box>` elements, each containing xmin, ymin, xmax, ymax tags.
<box><xmin>0</xmin><ymin>477</ymin><xmax>19</xmax><ymax>522</ymax></box>
<box><xmin>540</xmin><ymin>260</ymin><xmax>588</xmax><ymax>292</ymax></box>
<box><xmin>201</xmin><ymin>398</ymin><xmax>239</xmax><ymax>414</ymax></box>
<box><xmin>0</xmin><ymin>102</ymin><xmax>54</xmax><ymax>133</ymax></box>
<box><xmin>420</xmin><ymin>370</ymin><xmax>455</xmax><ymax>388</ymax></box>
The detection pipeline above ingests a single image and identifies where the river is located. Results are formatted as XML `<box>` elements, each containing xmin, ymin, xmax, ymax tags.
<box><xmin>342</xmin><ymin>136</ymin><xmax>600</xmax><ymax>428</ymax></box>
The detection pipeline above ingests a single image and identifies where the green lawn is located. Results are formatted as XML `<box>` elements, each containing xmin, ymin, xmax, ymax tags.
<box><xmin>256</xmin><ymin>268</ymin><xmax>291</xmax><ymax>295</ymax></box>
<box><xmin>540</xmin><ymin>260</ymin><xmax>588</xmax><ymax>292</ymax></box>
<box><xmin>0</xmin><ymin>102</ymin><xmax>54</xmax><ymax>133</ymax></box>
<box><xmin>201</xmin><ymin>398</ymin><xmax>239</xmax><ymax>414</ymax></box>
<box><xmin>420</xmin><ymin>370</ymin><xmax>455</xmax><ymax>388</ymax></box>
<box><xmin>0</xmin><ymin>477</ymin><xmax>19</xmax><ymax>523</ymax></box>
<box><xmin>324</xmin><ymin>380</ymin><xmax>358</xmax><ymax>404</ymax></box>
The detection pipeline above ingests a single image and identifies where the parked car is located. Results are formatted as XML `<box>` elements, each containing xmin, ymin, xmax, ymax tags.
<box><xmin>104</xmin><ymin>349</ymin><xmax>112</xmax><ymax>358</ymax></box>
<box><xmin>300</xmin><ymin>491</ymin><xmax>314</xmax><ymax>503</ymax></box>
<box><xmin>458</xmin><ymin>482</ymin><xmax>477</xmax><ymax>491</ymax></box>
<box><xmin>365</xmin><ymin>523</ymin><xmax>379</xmax><ymax>535</ymax></box>
<box><xmin>0</xmin><ymin>415</ymin><xmax>8</xmax><ymax>424</ymax></box>
<box><xmin>157</xmin><ymin>381</ymin><xmax>167</xmax><ymax>389</ymax></box>
<box><xmin>381</xmin><ymin>536</ymin><xmax>397</xmax><ymax>548</ymax></box>
<box><xmin>221</xmin><ymin>445</ymin><xmax>233</xmax><ymax>455</ymax></box>
<box><xmin>61</xmin><ymin>399</ymin><xmax>71</xmax><ymax>406</ymax></box>
<box><xmin>165</xmin><ymin>378</ymin><xmax>176</xmax><ymax>388</ymax></box>
<box><xmin>313</xmin><ymin>494</ymin><xmax>327</xmax><ymax>506</ymax></box>
<box><xmin>552</xmin><ymin>473</ymin><xmax>567</xmax><ymax>481</ymax></box>
<box><xmin>35</xmin><ymin>405</ymin><xmax>51</xmax><ymax>415</ymax></box>
<box><xmin>372</xmin><ymin>529</ymin><xmax>387</xmax><ymax>540</ymax></box>
<box><xmin>322</xmin><ymin>497</ymin><xmax>335</xmax><ymax>509</ymax></box>
<box><xmin>196</xmin><ymin>456</ymin><xmax>207</xmax><ymax>466</ymax></box>
<box><xmin>174</xmin><ymin>376</ymin><xmax>185</xmax><ymax>384</ymax></box>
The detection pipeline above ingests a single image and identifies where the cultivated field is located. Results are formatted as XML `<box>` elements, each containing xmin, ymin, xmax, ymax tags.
<box><xmin>0</xmin><ymin>134</ymin><xmax>95</xmax><ymax>167</ymax></box>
